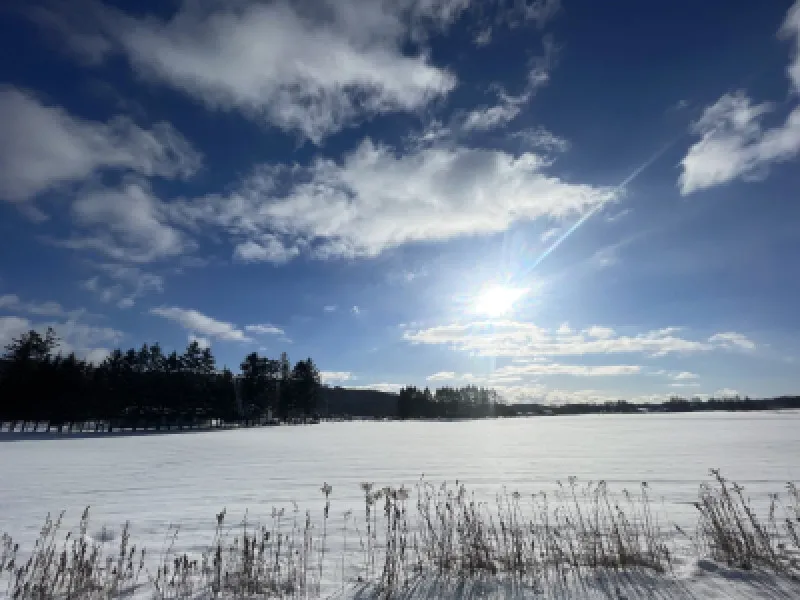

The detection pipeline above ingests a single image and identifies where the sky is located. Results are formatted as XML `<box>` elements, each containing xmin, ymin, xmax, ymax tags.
<box><xmin>1</xmin><ymin>0</ymin><xmax>800</xmax><ymax>404</ymax></box>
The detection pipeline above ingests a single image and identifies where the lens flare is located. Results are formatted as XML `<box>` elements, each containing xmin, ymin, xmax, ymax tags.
<box><xmin>473</xmin><ymin>285</ymin><xmax>528</xmax><ymax>317</ymax></box>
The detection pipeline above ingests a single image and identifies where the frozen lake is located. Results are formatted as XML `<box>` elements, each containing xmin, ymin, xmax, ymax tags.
<box><xmin>1</xmin><ymin>411</ymin><xmax>798</xmax><ymax>583</ymax></box>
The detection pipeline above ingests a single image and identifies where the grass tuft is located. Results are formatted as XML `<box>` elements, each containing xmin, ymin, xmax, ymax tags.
<box><xmin>1</xmin><ymin>471</ymin><xmax>797</xmax><ymax>598</ymax></box>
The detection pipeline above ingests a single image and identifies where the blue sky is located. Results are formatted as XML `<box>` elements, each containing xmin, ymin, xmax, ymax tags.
<box><xmin>1</xmin><ymin>0</ymin><xmax>800</xmax><ymax>403</ymax></box>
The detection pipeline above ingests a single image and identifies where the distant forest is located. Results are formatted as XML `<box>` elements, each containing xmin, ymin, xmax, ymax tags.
<box><xmin>1</xmin><ymin>327</ymin><xmax>798</xmax><ymax>426</ymax></box>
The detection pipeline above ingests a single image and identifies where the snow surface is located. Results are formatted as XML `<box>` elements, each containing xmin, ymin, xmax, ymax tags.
<box><xmin>1</xmin><ymin>412</ymin><xmax>799</xmax><ymax>598</ymax></box>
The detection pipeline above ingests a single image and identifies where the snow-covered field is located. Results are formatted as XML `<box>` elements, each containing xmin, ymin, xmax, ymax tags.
<box><xmin>2</xmin><ymin>412</ymin><xmax>799</xmax><ymax>598</ymax></box>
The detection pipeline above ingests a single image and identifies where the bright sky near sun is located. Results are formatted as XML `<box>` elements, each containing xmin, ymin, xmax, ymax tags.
<box><xmin>1</xmin><ymin>0</ymin><xmax>800</xmax><ymax>403</ymax></box>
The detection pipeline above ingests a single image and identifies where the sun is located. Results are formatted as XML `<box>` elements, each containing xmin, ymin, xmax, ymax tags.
<box><xmin>472</xmin><ymin>284</ymin><xmax>528</xmax><ymax>317</ymax></box>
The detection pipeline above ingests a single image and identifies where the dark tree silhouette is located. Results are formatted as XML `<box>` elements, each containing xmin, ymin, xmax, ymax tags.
<box><xmin>0</xmin><ymin>327</ymin><xmax>322</xmax><ymax>427</ymax></box>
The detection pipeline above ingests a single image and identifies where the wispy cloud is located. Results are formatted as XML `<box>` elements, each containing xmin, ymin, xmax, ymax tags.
<box><xmin>36</xmin><ymin>0</ymin><xmax>460</xmax><ymax>143</ymax></box>
<box><xmin>59</xmin><ymin>178</ymin><xmax>192</xmax><ymax>263</ymax></box>
<box><xmin>0</xmin><ymin>294</ymin><xmax>82</xmax><ymax>319</ymax></box>
<box><xmin>405</xmin><ymin>320</ymin><xmax>754</xmax><ymax>359</ymax></box>
<box><xmin>233</xmin><ymin>237</ymin><xmax>300</xmax><ymax>264</ymax></box>
<box><xmin>150</xmin><ymin>306</ymin><xmax>250</xmax><ymax>342</ymax></box>
<box><xmin>708</xmin><ymin>332</ymin><xmax>756</xmax><ymax>351</ymax></box>
<box><xmin>81</xmin><ymin>263</ymin><xmax>164</xmax><ymax>308</ymax></box>
<box><xmin>679</xmin><ymin>3</ymin><xmax>800</xmax><ymax>194</ymax></box>
<box><xmin>426</xmin><ymin>371</ymin><xmax>457</xmax><ymax>381</ymax></box>
<box><xmin>461</xmin><ymin>36</ymin><xmax>557</xmax><ymax>132</ymax></box>
<box><xmin>172</xmin><ymin>140</ymin><xmax>615</xmax><ymax>261</ymax></box>
<box><xmin>245</xmin><ymin>324</ymin><xmax>285</xmax><ymax>336</ymax></box>
<box><xmin>0</xmin><ymin>86</ymin><xmax>200</xmax><ymax>209</ymax></box>
<box><xmin>512</xmin><ymin>127</ymin><xmax>570</xmax><ymax>153</ymax></box>
<box><xmin>323</xmin><ymin>305</ymin><xmax>338</xmax><ymax>313</ymax></box>
<box><xmin>672</xmin><ymin>371</ymin><xmax>700</xmax><ymax>381</ymax></box>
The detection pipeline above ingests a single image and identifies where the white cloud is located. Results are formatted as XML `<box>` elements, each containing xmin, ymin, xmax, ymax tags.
<box><xmin>516</xmin><ymin>0</ymin><xmax>561</xmax><ymax>28</ymax></box>
<box><xmin>426</xmin><ymin>371</ymin><xmax>457</xmax><ymax>381</ymax></box>
<box><xmin>512</xmin><ymin>127</ymin><xmax>570</xmax><ymax>153</ymax></box>
<box><xmin>233</xmin><ymin>237</ymin><xmax>300</xmax><ymax>264</ymax></box>
<box><xmin>781</xmin><ymin>1</ymin><xmax>800</xmax><ymax>93</ymax></box>
<box><xmin>708</xmin><ymin>332</ymin><xmax>756</xmax><ymax>351</ymax></box>
<box><xmin>323</xmin><ymin>305</ymin><xmax>338</xmax><ymax>313</ymax></box>
<box><xmin>673</xmin><ymin>371</ymin><xmax>699</xmax><ymax>381</ymax></box>
<box><xmin>447</xmin><ymin>363</ymin><xmax>642</xmax><ymax>379</ymax></box>
<box><xmin>474</xmin><ymin>28</ymin><xmax>492</xmax><ymax>46</ymax></box>
<box><xmin>172</xmin><ymin>139</ymin><xmax>615</xmax><ymax>260</ymax></box>
<box><xmin>150</xmin><ymin>306</ymin><xmax>250</xmax><ymax>342</ymax></box>
<box><xmin>0</xmin><ymin>86</ymin><xmax>200</xmax><ymax>205</ymax></box>
<box><xmin>462</xmin><ymin>102</ymin><xmax>523</xmax><ymax>131</ymax></box>
<box><xmin>320</xmin><ymin>371</ymin><xmax>353</xmax><ymax>384</ymax></box>
<box><xmin>714</xmin><ymin>388</ymin><xmax>740</xmax><ymax>398</ymax></box>
<box><xmin>585</xmin><ymin>326</ymin><xmax>615</xmax><ymax>339</ymax></box>
<box><xmin>404</xmin><ymin>320</ymin><xmax>752</xmax><ymax>359</ymax></box>
<box><xmin>0</xmin><ymin>294</ymin><xmax>77</xmax><ymax>318</ymax></box>
<box><xmin>679</xmin><ymin>94</ymin><xmax>800</xmax><ymax>194</ymax></box>
<box><xmin>679</xmin><ymin>4</ymin><xmax>800</xmax><ymax>194</ymax></box>
<box><xmin>0</xmin><ymin>315</ymin><xmax>122</xmax><ymax>364</ymax></box>
<box><xmin>461</xmin><ymin>36</ymin><xmax>556</xmax><ymax>133</ymax></box>
<box><xmin>82</xmin><ymin>263</ymin><xmax>164</xmax><ymax>308</ymax></box>
<box><xmin>352</xmin><ymin>305</ymin><xmax>361</xmax><ymax>315</ymax></box>
<box><xmin>556</xmin><ymin>322</ymin><xmax>572</xmax><ymax>335</ymax></box>
<box><xmin>245</xmin><ymin>324</ymin><xmax>285</xmax><ymax>336</ymax></box>
<box><xmin>62</xmin><ymin>179</ymin><xmax>191</xmax><ymax>263</ymax></box>
<box><xmin>188</xmin><ymin>334</ymin><xmax>211</xmax><ymax>350</ymax></box>
<box><xmin>0</xmin><ymin>316</ymin><xmax>31</xmax><ymax>347</ymax></box>
<box><xmin>41</xmin><ymin>0</ymin><xmax>460</xmax><ymax>143</ymax></box>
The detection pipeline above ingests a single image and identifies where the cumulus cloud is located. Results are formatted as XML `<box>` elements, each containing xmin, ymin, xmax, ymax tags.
<box><xmin>172</xmin><ymin>139</ymin><xmax>615</xmax><ymax>260</ymax></box>
<box><xmin>37</xmin><ymin>0</ymin><xmax>460</xmax><ymax>143</ymax></box>
<box><xmin>150</xmin><ymin>306</ymin><xmax>250</xmax><ymax>342</ymax></box>
<box><xmin>404</xmin><ymin>320</ymin><xmax>753</xmax><ymax>359</ymax></box>
<box><xmin>0</xmin><ymin>86</ymin><xmax>200</xmax><ymax>206</ymax></box>
<box><xmin>245</xmin><ymin>324</ymin><xmax>285</xmax><ymax>336</ymax></box>
<box><xmin>679</xmin><ymin>3</ymin><xmax>800</xmax><ymax>194</ymax></box>
<box><xmin>60</xmin><ymin>179</ymin><xmax>191</xmax><ymax>263</ymax></box>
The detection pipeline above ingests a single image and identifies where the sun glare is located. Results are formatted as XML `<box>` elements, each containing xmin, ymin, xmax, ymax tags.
<box><xmin>473</xmin><ymin>285</ymin><xmax>528</xmax><ymax>317</ymax></box>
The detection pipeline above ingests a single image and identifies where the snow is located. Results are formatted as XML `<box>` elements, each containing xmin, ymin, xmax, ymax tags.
<box><xmin>1</xmin><ymin>411</ymin><xmax>799</xmax><ymax>598</ymax></box>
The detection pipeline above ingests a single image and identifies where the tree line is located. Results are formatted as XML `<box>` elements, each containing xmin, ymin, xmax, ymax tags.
<box><xmin>509</xmin><ymin>395</ymin><xmax>800</xmax><ymax>416</ymax></box>
<box><xmin>397</xmin><ymin>385</ymin><xmax>511</xmax><ymax>419</ymax></box>
<box><xmin>0</xmin><ymin>328</ymin><xmax>321</xmax><ymax>425</ymax></box>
